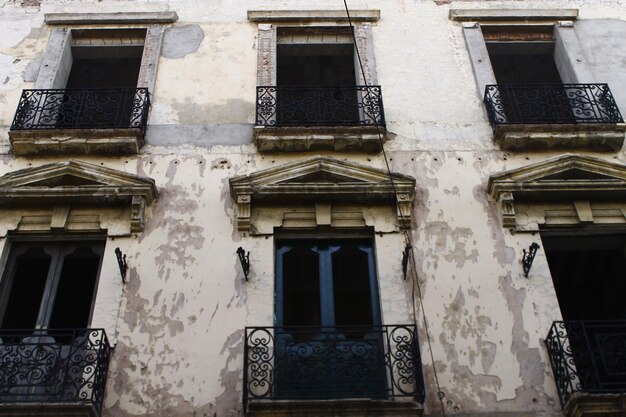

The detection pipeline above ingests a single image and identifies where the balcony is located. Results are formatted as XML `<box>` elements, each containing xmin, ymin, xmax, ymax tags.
<box><xmin>243</xmin><ymin>325</ymin><xmax>425</xmax><ymax>417</ymax></box>
<box><xmin>0</xmin><ymin>329</ymin><xmax>110</xmax><ymax>417</ymax></box>
<box><xmin>254</xmin><ymin>85</ymin><xmax>387</xmax><ymax>152</ymax></box>
<box><xmin>484</xmin><ymin>84</ymin><xmax>625</xmax><ymax>151</ymax></box>
<box><xmin>546</xmin><ymin>321</ymin><xmax>626</xmax><ymax>417</ymax></box>
<box><xmin>9</xmin><ymin>88</ymin><xmax>150</xmax><ymax>155</ymax></box>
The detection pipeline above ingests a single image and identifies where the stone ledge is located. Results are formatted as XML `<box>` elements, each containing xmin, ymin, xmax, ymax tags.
<box><xmin>449</xmin><ymin>9</ymin><xmax>578</xmax><ymax>22</ymax></box>
<box><xmin>493</xmin><ymin>124</ymin><xmax>626</xmax><ymax>152</ymax></box>
<box><xmin>564</xmin><ymin>392</ymin><xmax>626</xmax><ymax>417</ymax></box>
<box><xmin>44</xmin><ymin>12</ymin><xmax>178</xmax><ymax>25</ymax></box>
<box><xmin>0</xmin><ymin>403</ymin><xmax>98</xmax><ymax>417</ymax></box>
<box><xmin>247</xmin><ymin>398</ymin><xmax>423</xmax><ymax>417</ymax></box>
<box><xmin>9</xmin><ymin>128</ymin><xmax>144</xmax><ymax>155</ymax></box>
<box><xmin>254</xmin><ymin>126</ymin><xmax>386</xmax><ymax>153</ymax></box>
<box><xmin>247</xmin><ymin>10</ymin><xmax>380</xmax><ymax>23</ymax></box>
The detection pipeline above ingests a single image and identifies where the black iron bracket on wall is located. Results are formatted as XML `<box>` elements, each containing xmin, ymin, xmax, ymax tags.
<box><xmin>115</xmin><ymin>247</ymin><xmax>128</xmax><ymax>283</ymax></box>
<box><xmin>522</xmin><ymin>242</ymin><xmax>540</xmax><ymax>278</ymax></box>
<box><xmin>402</xmin><ymin>244</ymin><xmax>412</xmax><ymax>280</ymax></box>
<box><xmin>237</xmin><ymin>247</ymin><xmax>250</xmax><ymax>281</ymax></box>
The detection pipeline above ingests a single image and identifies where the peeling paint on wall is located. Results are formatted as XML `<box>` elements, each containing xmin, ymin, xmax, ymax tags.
<box><xmin>162</xmin><ymin>25</ymin><xmax>205</xmax><ymax>59</ymax></box>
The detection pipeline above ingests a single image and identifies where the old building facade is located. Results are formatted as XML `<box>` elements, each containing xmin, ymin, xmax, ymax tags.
<box><xmin>0</xmin><ymin>0</ymin><xmax>625</xmax><ymax>417</ymax></box>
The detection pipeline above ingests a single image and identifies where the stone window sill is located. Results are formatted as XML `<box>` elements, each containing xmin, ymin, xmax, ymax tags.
<box><xmin>246</xmin><ymin>398</ymin><xmax>423</xmax><ymax>417</ymax></box>
<box><xmin>493</xmin><ymin>123</ymin><xmax>626</xmax><ymax>152</ymax></box>
<box><xmin>9</xmin><ymin>128</ymin><xmax>145</xmax><ymax>155</ymax></box>
<box><xmin>253</xmin><ymin>125</ymin><xmax>387</xmax><ymax>153</ymax></box>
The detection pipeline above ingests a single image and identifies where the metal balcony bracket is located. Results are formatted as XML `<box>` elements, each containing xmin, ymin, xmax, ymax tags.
<box><xmin>522</xmin><ymin>242</ymin><xmax>540</xmax><ymax>277</ymax></box>
<box><xmin>402</xmin><ymin>244</ymin><xmax>412</xmax><ymax>280</ymax></box>
<box><xmin>115</xmin><ymin>247</ymin><xmax>128</xmax><ymax>283</ymax></box>
<box><xmin>237</xmin><ymin>247</ymin><xmax>250</xmax><ymax>281</ymax></box>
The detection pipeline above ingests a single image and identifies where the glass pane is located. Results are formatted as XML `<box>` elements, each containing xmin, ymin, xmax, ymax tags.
<box><xmin>281</xmin><ymin>244</ymin><xmax>321</xmax><ymax>327</ymax></box>
<box><xmin>1</xmin><ymin>247</ymin><xmax>51</xmax><ymax>330</ymax></box>
<box><xmin>48</xmin><ymin>246</ymin><xmax>101</xmax><ymax>330</ymax></box>
<box><xmin>332</xmin><ymin>243</ymin><xmax>373</xmax><ymax>327</ymax></box>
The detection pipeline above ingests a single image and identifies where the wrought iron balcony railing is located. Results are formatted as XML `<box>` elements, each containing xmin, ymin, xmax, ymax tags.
<box><xmin>0</xmin><ymin>328</ymin><xmax>110</xmax><ymax>416</ymax></box>
<box><xmin>255</xmin><ymin>85</ymin><xmax>385</xmax><ymax>127</ymax></box>
<box><xmin>545</xmin><ymin>320</ymin><xmax>626</xmax><ymax>408</ymax></box>
<box><xmin>243</xmin><ymin>325</ymin><xmax>424</xmax><ymax>412</ymax></box>
<box><xmin>484</xmin><ymin>84</ymin><xmax>623</xmax><ymax>127</ymax></box>
<box><xmin>11</xmin><ymin>88</ymin><xmax>151</xmax><ymax>135</ymax></box>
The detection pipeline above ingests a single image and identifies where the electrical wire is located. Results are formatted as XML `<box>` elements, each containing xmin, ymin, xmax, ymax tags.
<box><xmin>342</xmin><ymin>2</ymin><xmax>448</xmax><ymax>415</ymax></box>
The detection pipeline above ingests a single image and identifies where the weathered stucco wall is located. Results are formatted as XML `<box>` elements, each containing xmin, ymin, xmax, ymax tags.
<box><xmin>0</xmin><ymin>0</ymin><xmax>625</xmax><ymax>416</ymax></box>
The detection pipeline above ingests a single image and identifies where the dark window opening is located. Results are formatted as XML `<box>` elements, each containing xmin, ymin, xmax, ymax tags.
<box><xmin>277</xmin><ymin>239</ymin><xmax>379</xmax><ymax>329</ymax></box>
<box><xmin>276</xmin><ymin>39</ymin><xmax>359</xmax><ymax>125</ymax></box>
<box><xmin>543</xmin><ymin>233</ymin><xmax>626</xmax><ymax>392</ymax></box>
<box><xmin>66</xmin><ymin>46</ymin><xmax>143</xmax><ymax>89</ymax></box>
<box><xmin>282</xmin><ymin>244</ymin><xmax>321</xmax><ymax>328</ymax></box>
<box><xmin>332</xmin><ymin>244</ymin><xmax>373</xmax><ymax>327</ymax></box>
<box><xmin>0</xmin><ymin>247</ymin><xmax>51</xmax><ymax>330</ymax></box>
<box><xmin>58</xmin><ymin>31</ymin><xmax>145</xmax><ymax>129</ymax></box>
<box><xmin>543</xmin><ymin>234</ymin><xmax>626</xmax><ymax>321</ymax></box>
<box><xmin>483</xmin><ymin>27</ymin><xmax>575</xmax><ymax>124</ymax></box>
<box><xmin>0</xmin><ymin>241</ymin><xmax>104</xmax><ymax>335</ymax></box>
<box><xmin>486</xmin><ymin>42</ymin><xmax>562</xmax><ymax>84</ymax></box>
<box><xmin>277</xmin><ymin>43</ymin><xmax>356</xmax><ymax>87</ymax></box>
<box><xmin>48</xmin><ymin>246</ymin><xmax>101</xmax><ymax>330</ymax></box>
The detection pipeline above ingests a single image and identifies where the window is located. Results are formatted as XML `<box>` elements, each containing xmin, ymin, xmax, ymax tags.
<box><xmin>236</xmin><ymin>157</ymin><xmax>424</xmax><ymax>410</ymax></box>
<box><xmin>452</xmin><ymin>9</ymin><xmax>624</xmax><ymax>151</ymax></box>
<box><xmin>0</xmin><ymin>240</ymin><xmax>104</xmax><ymax>332</ymax></box>
<box><xmin>489</xmin><ymin>155</ymin><xmax>626</xmax><ymax>412</ymax></box>
<box><xmin>543</xmin><ymin>233</ymin><xmax>626</xmax><ymax>321</ymax></box>
<box><xmin>274</xmin><ymin>237</ymin><xmax>385</xmax><ymax>399</ymax></box>
<box><xmin>249</xmin><ymin>9</ymin><xmax>386</xmax><ymax>152</ymax></box>
<box><xmin>274</xmin><ymin>27</ymin><xmax>360</xmax><ymax>126</ymax></box>
<box><xmin>0</xmin><ymin>240</ymin><xmax>110</xmax><ymax>415</ymax></box>
<box><xmin>276</xmin><ymin>238</ymin><xmax>380</xmax><ymax>329</ymax></box>
<box><xmin>544</xmin><ymin>233</ymin><xmax>626</xmax><ymax>406</ymax></box>
<box><xmin>9</xmin><ymin>12</ymin><xmax>177</xmax><ymax>155</ymax></box>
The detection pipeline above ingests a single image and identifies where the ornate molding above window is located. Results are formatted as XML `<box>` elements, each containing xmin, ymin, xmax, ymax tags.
<box><xmin>0</xmin><ymin>160</ymin><xmax>157</xmax><ymax>234</ymax></box>
<box><xmin>229</xmin><ymin>157</ymin><xmax>415</xmax><ymax>232</ymax></box>
<box><xmin>449</xmin><ymin>8</ymin><xmax>578</xmax><ymax>23</ymax></box>
<box><xmin>247</xmin><ymin>9</ymin><xmax>379</xmax><ymax>23</ymax></box>
<box><xmin>488</xmin><ymin>154</ymin><xmax>626</xmax><ymax>230</ymax></box>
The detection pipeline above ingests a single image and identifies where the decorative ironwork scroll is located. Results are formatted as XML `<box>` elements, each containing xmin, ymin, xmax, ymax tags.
<box><xmin>11</xmin><ymin>88</ymin><xmax>151</xmax><ymax>136</ymax></box>
<box><xmin>243</xmin><ymin>325</ymin><xmax>425</xmax><ymax>413</ymax></box>
<box><xmin>0</xmin><ymin>328</ymin><xmax>110</xmax><ymax>416</ymax></box>
<box><xmin>256</xmin><ymin>85</ymin><xmax>385</xmax><ymax>127</ymax></box>
<box><xmin>545</xmin><ymin>320</ymin><xmax>626</xmax><ymax>409</ymax></box>
<box><xmin>484</xmin><ymin>84</ymin><xmax>623</xmax><ymax>127</ymax></box>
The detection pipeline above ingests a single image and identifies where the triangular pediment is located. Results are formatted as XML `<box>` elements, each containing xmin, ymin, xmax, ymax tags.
<box><xmin>0</xmin><ymin>160</ymin><xmax>158</xmax><ymax>233</ymax></box>
<box><xmin>229</xmin><ymin>157</ymin><xmax>416</xmax><ymax>232</ymax></box>
<box><xmin>0</xmin><ymin>160</ymin><xmax>157</xmax><ymax>195</ymax></box>
<box><xmin>231</xmin><ymin>157</ymin><xmax>415</xmax><ymax>191</ymax></box>
<box><xmin>488</xmin><ymin>154</ymin><xmax>626</xmax><ymax>231</ymax></box>
<box><xmin>488</xmin><ymin>154</ymin><xmax>626</xmax><ymax>200</ymax></box>
<box><xmin>277</xmin><ymin>170</ymin><xmax>365</xmax><ymax>184</ymax></box>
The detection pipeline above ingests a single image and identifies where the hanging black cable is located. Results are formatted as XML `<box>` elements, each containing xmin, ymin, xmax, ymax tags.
<box><xmin>342</xmin><ymin>2</ymin><xmax>448</xmax><ymax>415</ymax></box>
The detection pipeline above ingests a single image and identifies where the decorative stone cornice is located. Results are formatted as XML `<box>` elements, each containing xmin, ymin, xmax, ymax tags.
<box><xmin>0</xmin><ymin>160</ymin><xmax>157</xmax><ymax>233</ymax></box>
<box><xmin>229</xmin><ymin>157</ymin><xmax>415</xmax><ymax>232</ymax></box>
<box><xmin>449</xmin><ymin>9</ymin><xmax>578</xmax><ymax>23</ymax></box>
<box><xmin>488</xmin><ymin>154</ymin><xmax>626</xmax><ymax>229</ymax></box>
<box><xmin>45</xmin><ymin>12</ymin><xmax>178</xmax><ymax>25</ymax></box>
<box><xmin>247</xmin><ymin>10</ymin><xmax>380</xmax><ymax>23</ymax></box>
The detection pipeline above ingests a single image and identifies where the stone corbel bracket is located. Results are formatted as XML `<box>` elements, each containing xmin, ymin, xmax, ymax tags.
<box><xmin>0</xmin><ymin>160</ymin><xmax>157</xmax><ymax>233</ymax></box>
<box><xmin>229</xmin><ymin>156</ymin><xmax>416</xmax><ymax>232</ymax></box>
<box><xmin>488</xmin><ymin>154</ymin><xmax>626</xmax><ymax>230</ymax></box>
